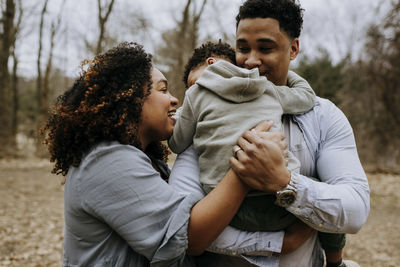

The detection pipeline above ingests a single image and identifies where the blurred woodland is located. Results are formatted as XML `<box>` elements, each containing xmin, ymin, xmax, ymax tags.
<box><xmin>0</xmin><ymin>0</ymin><xmax>399</xmax><ymax>171</ymax></box>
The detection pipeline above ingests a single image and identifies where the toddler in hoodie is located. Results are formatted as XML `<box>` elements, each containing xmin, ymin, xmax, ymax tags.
<box><xmin>168</xmin><ymin>42</ymin><xmax>315</xmax><ymax>231</ymax></box>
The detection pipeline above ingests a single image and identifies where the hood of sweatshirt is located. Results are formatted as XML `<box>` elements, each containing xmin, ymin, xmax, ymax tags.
<box><xmin>195</xmin><ymin>60</ymin><xmax>270</xmax><ymax>103</ymax></box>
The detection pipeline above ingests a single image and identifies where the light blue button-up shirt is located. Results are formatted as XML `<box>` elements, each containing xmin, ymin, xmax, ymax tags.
<box><xmin>62</xmin><ymin>142</ymin><xmax>200</xmax><ymax>267</ymax></box>
<box><xmin>169</xmin><ymin>97</ymin><xmax>370</xmax><ymax>267</ymax></box>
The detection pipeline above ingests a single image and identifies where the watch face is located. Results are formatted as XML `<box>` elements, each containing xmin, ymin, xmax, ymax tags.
<box><xmin>278</xmin><ymin>191</ymin><xmax>296</xmax><ymax>207</ymax></box>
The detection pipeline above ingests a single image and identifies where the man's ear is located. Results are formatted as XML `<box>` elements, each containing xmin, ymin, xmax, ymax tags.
<box><xmin>289</xmin><ymin>38</ymin><xmax>299</xmax><ymax>61</ymax></box>
<box><xmin>206</xmin><ymin>57</ymin><xmax>216</xmax><ymax>66</ymax></box>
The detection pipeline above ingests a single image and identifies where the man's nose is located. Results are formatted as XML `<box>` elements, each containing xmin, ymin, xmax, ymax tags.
<box><xmin>245</xmin><ymin>52</ymin><xmax>262</xmax><ymax>69</ymax></box>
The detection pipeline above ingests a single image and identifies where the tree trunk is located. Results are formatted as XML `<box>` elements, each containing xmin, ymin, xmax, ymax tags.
<box><xmin>0</xmin><ymin>0</ymin><xmax>16</xmax><ymax>158</ymax></box>
<box><xmin>35</xmin><ymin>0</ymin><xmax>49</xmax><ymax>156</ymax></box>
<box><xmin>96</xmin><ymin>0</ymin><xmax>115</xmax><ymax>55</ymax></box>
<box><xmin>11</xmin><ymin>0</ymin><xmax>23</xmax><ymax>139</ymax></box>
<box><xmin>11</xmin><ymin>50</ymin><xmax>18</xmax><ymax>137</ymax></box>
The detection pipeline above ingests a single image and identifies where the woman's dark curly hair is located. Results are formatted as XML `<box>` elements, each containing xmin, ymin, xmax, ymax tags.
<box><xmin>42</xmin><ymin>42</ymin><xmax>169</xmax><ymax>176</ymax></box>
<box><xmin>236</xmin><ymin>0</ymin><xmax>304</xmax><ymax>39</ymax></box>
<box><xmin>183</xmin><ymin>41</ymin><xmax>236</xmax><ymax>88</ymax></box>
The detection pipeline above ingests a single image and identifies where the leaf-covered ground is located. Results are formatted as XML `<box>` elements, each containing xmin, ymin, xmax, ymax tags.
<box><xmin>0</xmin><ymin>158</ymin><xmax>399</xmax><ymax>266</ymax></box>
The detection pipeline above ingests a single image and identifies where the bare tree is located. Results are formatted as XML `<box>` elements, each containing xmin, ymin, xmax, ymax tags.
<box><xmin>35</xmin><ymin>0</ymin><xmax>49</xmax><ymax>154</ymax></box>
<box><xmin>96</xmin><ymin>0</ymin><xmax>115</xmax><ymax>55</ymax></box>
<box><xmin>338</xmin><ymin>0</ymin><xmax>400</xmax><ymax>170</ymax></box>
<box><xmin>35</xmin><ymin>0</ymin><xmax>65</xmax><ymax>155</ymax></box>
<box><xmin>363</xmin><ymin>0</ymin><xmax>400</xmax><ymax>125</ymax></box>
<box><xmin>156</xmin><ymin>0</ymin><xmax>208</xmax><ymax>104</ymax></box>
<box><xmin>42</xmin><ymin>0</ymin><xmax>65</xmax><ymax>118</ymax></box>
<box><xmin>10</xmin><ymin>0</ymin><xmax>22</xmax><ymax>137</ymax></box>
<box><xmin>0</xmin><ymin>0</ymin><xmax>16</xmax><ymax>157</ymax></box>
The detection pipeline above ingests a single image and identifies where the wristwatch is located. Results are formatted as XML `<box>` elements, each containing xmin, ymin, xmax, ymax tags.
<box><xmin>275</xmin><ymin>172</ymin><xmax>297</xmax><ymax>208</ymax></box>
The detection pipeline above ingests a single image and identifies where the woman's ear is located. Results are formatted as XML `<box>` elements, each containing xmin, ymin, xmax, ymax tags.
<box><xmin>206</xmin><ymin>57</ymin><xmax>216</xmax><ymax>66</ymax></box>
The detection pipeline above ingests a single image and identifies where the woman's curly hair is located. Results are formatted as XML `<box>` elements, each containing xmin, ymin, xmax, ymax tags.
<box><xmin>42</xmin><ymin>42</ymin><xmax>169</xmax><ymax>176</ymax></box>
<box><xmin>236</xmin><ymin>0</ymin><xmax>304</xmax><ymax>39</ymax></box>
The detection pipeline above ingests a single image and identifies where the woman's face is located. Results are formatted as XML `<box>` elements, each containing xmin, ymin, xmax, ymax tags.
<box><xmin>139</xmin><ymin>68</ymin><xmax>178</xmax><ymax>149</ymax></box>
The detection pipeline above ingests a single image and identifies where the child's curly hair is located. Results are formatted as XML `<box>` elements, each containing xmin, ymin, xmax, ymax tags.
<box><xmin>183</xmin><ymin>41</ymin><xmax>236</xmax><ymax>88</ymax></box>
<box><xmin>42</xmin><ymin>42</ymin><xmax>168</xmax><ymax>176</ymax></box>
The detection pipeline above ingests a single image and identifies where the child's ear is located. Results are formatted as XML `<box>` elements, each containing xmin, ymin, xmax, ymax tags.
<box><xmin>206</xmin><ymin>57</ymin><xmax>216</xmax><ymax>66</ymax></box>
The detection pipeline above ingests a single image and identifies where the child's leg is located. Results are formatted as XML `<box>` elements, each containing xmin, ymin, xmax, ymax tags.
<box><xmin>325</xmin><ymin>249</ymin><xmax>343</xmax><ymax>267</ymax></box>
<box><xmin>318</xmin><ymin>232</ymin><xmax>346</xmax><ymax>267</ymax></box>
<box><xmin>229</xmin><ymin>194</ymin><xmax>297</xmax><ymax>231</ymax></box>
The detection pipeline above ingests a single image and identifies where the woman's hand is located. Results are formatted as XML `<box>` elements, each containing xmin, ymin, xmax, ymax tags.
<box><xmin>229</xmin><ymin>121</ymin><xmax>291</xmax><ymax>193</ymax></box>
<box><xmin>281</xmin><ymin>220</ymin><xmax>316</xmax><ymax>254</ymax></box>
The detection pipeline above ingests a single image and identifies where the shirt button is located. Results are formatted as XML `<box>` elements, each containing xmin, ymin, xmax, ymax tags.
<box><xmin>296</xmin><ymin>208</ymin><xmax>300</xmax><ymax>212</ymax></box>
<box><xmin>232</xmin><ymin>251</ymin><xmax>237</xmax><ymax>256</ymax></box>
<box><xmin>318</xmin><ymin>224</ymin><xmax>322</xmax><ymax>227</ymax></box>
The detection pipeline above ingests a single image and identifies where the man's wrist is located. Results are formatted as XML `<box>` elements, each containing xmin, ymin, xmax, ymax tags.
<box><xmin>275</xmin><ymin>172</ymin><xmax>298</xmax><ymax>208</ymax></box>
<box><xmin>275</xmin><ymin>169</ymin><xmax>291</xmax><ymax>193</ymax></box>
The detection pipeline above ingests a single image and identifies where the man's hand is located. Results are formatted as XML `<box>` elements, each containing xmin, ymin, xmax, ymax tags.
<box><xmin>229</xmin><ymin>121</ymin><xmax>290</xmax><ymax>193</ymax></box>
<box><xmin>251</xmin><ymin>121</ymin><xmax>289</xmax><ymax>159</ymax></box>
<box><xmin>281</xmin><ymin>220</ymin><xmax>316</xmax><ymax>254</ymax></box>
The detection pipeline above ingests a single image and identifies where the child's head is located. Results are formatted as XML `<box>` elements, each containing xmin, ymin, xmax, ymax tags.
<box><xmin>183</xmin><ymin>41</ymin><xmax>236</xmax><ymax>88</ymax></box>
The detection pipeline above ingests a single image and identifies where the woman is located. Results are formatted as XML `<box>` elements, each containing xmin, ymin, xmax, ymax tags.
<box><xmin>42</xmin><ymin>42</ymin><xmax>283</xmax><ymax>266</ymax></box>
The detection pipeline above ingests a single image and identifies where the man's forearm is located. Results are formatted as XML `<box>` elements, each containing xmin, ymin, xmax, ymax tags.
<box><xmin>287</xmin><ymin>172</ymin><xmax>369</xmax><ymax>233</ymax></box>
<box><xmin>170</xmin><ymin>146</ymin><xmax>285</xmax><ymax>256</ymax></box>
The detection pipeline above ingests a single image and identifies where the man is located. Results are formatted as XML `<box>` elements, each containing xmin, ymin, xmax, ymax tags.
<box><xmin>170</xmin><ymin>0</ymin><xmax>369</xmax><ymax>266</ymax></box>
<box><xmin>231</xmin><ymin>1</ymin><xmax>369</xmax><ymax>266</ymax></box>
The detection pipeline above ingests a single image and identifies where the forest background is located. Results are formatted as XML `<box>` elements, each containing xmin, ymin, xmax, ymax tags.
<box><xmin>1</xmin><ymin>0</ymin><xmax>400</xmax><ymax>266</ymax></box>
<box><xmin>0</xmin><ymin>0</ymin><xmax>399</xmax><ymax>171</ymax></box>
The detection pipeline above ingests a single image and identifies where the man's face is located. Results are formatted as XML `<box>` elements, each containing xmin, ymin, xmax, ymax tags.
<box><xmin>236</xmin><ymin>18</ymin><xmax>299</xmax><ymax>86</ymax></box>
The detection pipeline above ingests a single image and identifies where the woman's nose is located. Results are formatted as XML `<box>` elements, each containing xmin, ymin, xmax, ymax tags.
<box><xmin>170</xmin><ymin>93</ymin><xmax>179</xmax><ymax>106</ymax></box>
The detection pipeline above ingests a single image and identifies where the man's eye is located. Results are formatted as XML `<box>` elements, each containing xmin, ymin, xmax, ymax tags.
<box><xmin>160</xmin><ymin>88</ymin><xmax>168</xmax><ymax>93</ymax></box>
<box><xmin>260</xmin><ymin>47</ymin><xmax>272</xmax><ymax>52</ymax></box>
<box><xmin>238</xmin><ymin>47</ymin><xmax>250</xmax><ymax>53</ymax></box>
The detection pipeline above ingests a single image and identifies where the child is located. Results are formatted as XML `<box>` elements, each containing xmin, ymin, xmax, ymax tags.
<box><xmin>169</xmin><ymin>42</ymin><xmax>346</xmax><ymax>266</ymax></box>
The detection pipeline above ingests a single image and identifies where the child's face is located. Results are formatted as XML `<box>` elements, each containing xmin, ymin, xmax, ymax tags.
<box><xmin>187</xmin><ymin>64</ymin><xmax>208</xmax><ymax>88</ymax></box>
<box><xmin>187</xmin><ymin>57</ymin><xmax>230</xmax><ymax>88</ymax></box>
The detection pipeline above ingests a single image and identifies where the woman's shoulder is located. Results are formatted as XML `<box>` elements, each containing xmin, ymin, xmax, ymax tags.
<box><xmin>84</xmin><ymin>141</ymin><xmax>150</xmax><ymax>165</ymax></box>
<box><xmin>73</xmin><ymin>142</ymin><xmax>154</xmax><ymax>188</ymax></box>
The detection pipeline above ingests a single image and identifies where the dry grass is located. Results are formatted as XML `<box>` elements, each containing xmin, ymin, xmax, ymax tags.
<box><xmin>0</xmin><ymin>158</ymin><xmax>399</xmax><ymax>266</ymax></box>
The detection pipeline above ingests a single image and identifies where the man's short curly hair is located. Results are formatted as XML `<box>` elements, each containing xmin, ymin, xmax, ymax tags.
<box><xmin>183</xmin><ymin>41</ymin><xmax>236</xmax><ymax>88</ymax></box>
<box><xmin>236</xmin><ymin>0</ymin><xmax>304</xmax><ymax>39</ymax></box>
<box><xmin>42</xmin><ymin>42</ymin><xmax>168</xmax><ymax>176</ymax></box>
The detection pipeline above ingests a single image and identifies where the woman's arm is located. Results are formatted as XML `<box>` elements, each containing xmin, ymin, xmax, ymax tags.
<box><xmin>170</xmin><ymin>124</ymin><xmax>314</xmax><ymax>257</ymax></box>
<box><xmin>187</xmin><ymin>121</ymin><xmax>290</xmax><ymax>255</ymax></box>
<box><xmin>187</xmin><ymin>169</ymin><xmax>249</xmax><ymax>255</ymax></box>
<box><xmin>170</xmin><ymin>146</ymin><xmax>285</xmax><ymax>256</ymax></box>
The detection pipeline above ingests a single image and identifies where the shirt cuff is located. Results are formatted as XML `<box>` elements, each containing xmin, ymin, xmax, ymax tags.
<box><xmin>207</xmin><ymin>226</ymin><xmax>284</xmax><ymax>256</ymax></box>
<box><xmin>286</xmin><ymin>172</ymin><xmax>317</xmax><ymax>216</ymax></box>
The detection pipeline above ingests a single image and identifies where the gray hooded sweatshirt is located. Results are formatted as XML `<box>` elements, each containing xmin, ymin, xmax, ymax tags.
<box><xmin>168</xmin><ymin>60</ymin><xmax>315</xmax><ymax>193</ymax></box>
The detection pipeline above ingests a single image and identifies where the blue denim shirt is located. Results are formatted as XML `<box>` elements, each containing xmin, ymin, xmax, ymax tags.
<box><xmin>169</xmin><ymin>97</ymin><xmax>370</xmax><ymax>267</ymax></box>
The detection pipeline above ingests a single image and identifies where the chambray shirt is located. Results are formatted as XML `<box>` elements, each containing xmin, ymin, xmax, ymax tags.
<box><xmin>169</xmin><ymin>97</ymin><xmax>370</xmax><ymax>267</ymax></box>
<box><xmin>62</xmin><ymin>142</ymin><xmax>200</xmax><ymax>267</ymax></box>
